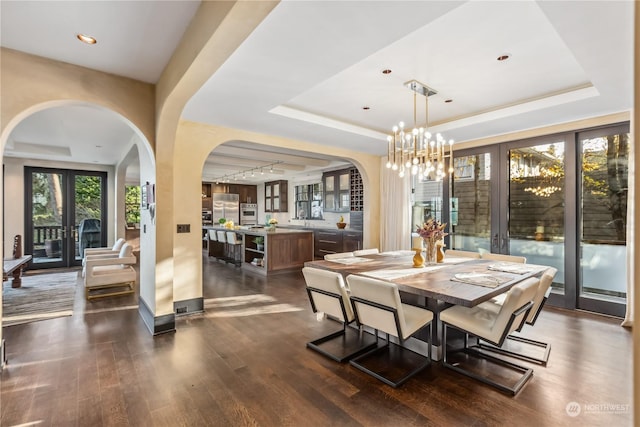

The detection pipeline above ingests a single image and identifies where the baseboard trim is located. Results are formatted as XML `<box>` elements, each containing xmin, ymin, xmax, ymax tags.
<box><xmin>174</xmin><ymin>297</ymin><xmax>204</xmax><ymax>316</ymax></box>
<box><xmin>138</xmin><ymin>297</ymin><xmax>176</xmax><ymax>336</ymax></box>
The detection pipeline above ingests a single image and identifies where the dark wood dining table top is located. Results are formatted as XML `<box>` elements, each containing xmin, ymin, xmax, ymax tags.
<box><xmin>304</xmin><ymin>254</ymin><xmax>548</xmax><ymax>307</ymax></box>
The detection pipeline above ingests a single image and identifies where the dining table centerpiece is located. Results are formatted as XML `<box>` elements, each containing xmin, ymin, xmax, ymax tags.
<box><xmin>416</xmin><ymin>219</ymin><xmax>448</xmax><ymax>265</ymax></box>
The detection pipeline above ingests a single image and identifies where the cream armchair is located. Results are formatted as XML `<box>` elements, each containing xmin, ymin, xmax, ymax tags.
<box><xmin>83</xmin><ymin>238</ymin><xmax>126</xmax><ymax>258</ymax></box>
<box><xmin>84</xmin><ymin>242</ymin><xmax>136</xmax><ymax>300</ymax></box>
<box><xmin>82</xmin><ymin>238</ymin><xmax>126</xmax><ymax>277</ymax></box>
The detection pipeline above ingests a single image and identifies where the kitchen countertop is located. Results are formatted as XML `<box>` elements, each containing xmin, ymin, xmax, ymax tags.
<box><xmin>203</xmin><ymin>224</ymin><xmax>361</xmax><ymax>233</ymax></box>
<box><xmin>203</xmin><ymin>225</ymin><xmax>312</xmax><ymax>236</ymax></box>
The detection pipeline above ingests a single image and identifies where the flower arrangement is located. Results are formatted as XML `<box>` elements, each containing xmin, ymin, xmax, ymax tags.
<box><xmin>224</xmin><ymin>220</ymin><xmax>235</xmax><ymax>229</ymax></box>
<box><xmin>416</xmin><ymin>218</ymin><xmax>448</xmax><ymax>240</ymax></box>
<box><xmin>268</xmin><ymin>218</ymin><xmax>278</xmax><ymax>225</ymax></box>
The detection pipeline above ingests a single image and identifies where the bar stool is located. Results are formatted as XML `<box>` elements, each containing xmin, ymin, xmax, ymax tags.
<box><xmin>216</xmin><ymin>230</ymin><xmax>229</xmax><ymax>262</ymax></box>
<box><xmin>226</xmin><ymin>231</ymin><xmax>242</xmax><ymax>267</ymax></box>
<box><xmin>207</xmin><ymin>229</ymin><xmax>217</xmax><ymax>257</ymax></box>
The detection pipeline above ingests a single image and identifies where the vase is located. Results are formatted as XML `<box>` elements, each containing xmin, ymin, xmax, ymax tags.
<box><xmin>424</xmin><ymin>237</ymin><xmax>437</xmax><ymax>265</ymax></box>
<box><xmin>436</xmin><ymin>240</ymin><xmax>445</xmax><ymax>263</ymax></box>
<box><xmin>412</xmin><ymin>248</ymin><xmax>424</xmax><ymax>268</ymax></box>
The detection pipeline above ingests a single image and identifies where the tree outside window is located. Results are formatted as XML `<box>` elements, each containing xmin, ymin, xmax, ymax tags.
<box><xmin>125</xmin><ymin>185</ymin><xmax>141</xmax><ymax>226</ymax></box>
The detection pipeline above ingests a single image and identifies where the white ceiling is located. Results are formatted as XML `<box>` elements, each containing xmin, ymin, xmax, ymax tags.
<box><xmin>0</xmin><ymin>0</ymin><xmax>634</xmax><ymax>184</ymax></box>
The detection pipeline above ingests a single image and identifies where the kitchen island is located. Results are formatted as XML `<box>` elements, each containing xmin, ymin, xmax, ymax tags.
<box><xmin>204</xmin><ymin>226</ymin><xmax>313</xmax><ymax>276</ymax></box>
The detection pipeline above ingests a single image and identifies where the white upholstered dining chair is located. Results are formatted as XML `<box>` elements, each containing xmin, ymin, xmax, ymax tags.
<box><xmin>302</xmin><ymin>267</ymin><xmax>376</xmax><ymax>362</ymax></box>
<box><xmin>440</xmin><ymin>277</ymin><xmax>539</xmax><ymax>395</ymax></box>
<box><xmin>346</xmin><ymin>274</ymin><xmax>434</xmax><ymax>388</ymax></box>
<box><xmin>324</xmin><ymin>252</ymin><xmax>354</xmax><ymax>260</ymax></box>
<box><xmin>445</xmin><ymin>249</ymin><xmax>481</xmax><ymax>259</ymax></box>
<box><xmin>481</xmin><ymin>252</ymin><xmax>527</xmax><ymax>263</ymax></box>
<box><xmin>477</xmin><ymin>267</ymin><xmax>558</xmax><ymax>365</ymax></box>
<box><xmin>353</xmin><ymin>248</ymin><xmax>379</xmax><ymax>256</ymax></box>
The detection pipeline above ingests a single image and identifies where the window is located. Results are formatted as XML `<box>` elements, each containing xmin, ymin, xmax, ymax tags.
<box><xmin>125</xmin><ymin>185</ymin><xmax>141</xmax><ymax>226</ymax></box>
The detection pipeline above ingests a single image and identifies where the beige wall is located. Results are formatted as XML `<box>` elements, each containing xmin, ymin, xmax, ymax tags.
<box><xmin>0</xmin><ymin>48</ymin><xmax>155</xmax><ymax>144</ymax></box>
<box><xmin>153</xmin><ymin>1</ymin><xmax>279</xmax><ymax>316</ymax></box>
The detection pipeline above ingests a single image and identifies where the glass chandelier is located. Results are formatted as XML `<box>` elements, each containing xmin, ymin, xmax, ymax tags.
<box><xmin>385</xmin><ymin>80</ymin><xmax>454</xmax><ymax>180</ymax></box>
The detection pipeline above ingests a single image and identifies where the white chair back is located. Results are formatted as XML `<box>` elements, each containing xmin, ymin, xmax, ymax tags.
<box><xmin>112</xmin><ymin>238</ymin><xmax>126</xmax><ymax>251</ymax></box>
<box><xmin>493</xmin><ymin>277</ymin><xmax>539</xmax><ymax>337</ymax></box>
<box><xmin>324</xmin><ymin>252</ymin><xmax>354</xmax><ymax>260</ymax></box>
<box><xmin>482</xmin><ymin>253</ymin><xmax>526</xmax><ymax>263</ymax></box>
<box><xmin>226</xmin><ymin>231</ymin><xmax>240</xmax><ymax>245</ymax></box>
<box><xmin>216</xmin><ymin>230</ymin><xmax>227</xmax><ymax>243</ymax></box>
<box><xmin>346</xmin><ymin>275</ymin><xmax>406</xmax><ymax>338</ymax></box>
<box><xmin>353</xmin><ymin>248</ymin><xmax>379</xmax><ymax>256</ymax></box>
<box><xmin>302</xmin><ymin>267</ymin><xmax>354</xmax><ymax>323</ymax></box>
<box><xmin>527</xmin><ymin>267</ymin><xmax>557</xmax><ymax>324</ymax></box>
<box><xmin>208</xmin><ymin>230</ymin><xmax>217</xmax><ymax>241</ymax></box>
<box><xmin>445</xmin><ymin>249</ymin><xmax>481</xmax><ymax>259</ymax></box>
<box><xmin>119</xmin><ymin>242</ymin><xmax>134</xmax><ymax>258</ymax></box>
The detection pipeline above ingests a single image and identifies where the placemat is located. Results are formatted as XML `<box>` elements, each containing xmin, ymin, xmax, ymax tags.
<box><xmin>327</xmin><ymin>256</ymin><xmax>374</xmax><ymax>265</ymax></box>
<box><xmin>378</xmin><ymin>250</ymin><xmax>415</xmax><ymax>257</ymax></box>
<box><xmin>487</xmin><ymin>263</ymin><xmax>537</xmax><ymax>274</ymax></box>
<box><xmin>361</xmin><ymin>265</ymin><xmax>445</xmax><ymax>280</ymax></box>
<box><xmin>450</xmin><ymin>272</ymin><xmax>512</xmax><ymax>288</ymax></box>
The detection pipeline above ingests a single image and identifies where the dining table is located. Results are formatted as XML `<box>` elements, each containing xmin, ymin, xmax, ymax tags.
<box><xmin>304</xmin><ymin>251</ymin><xmax>550</xmax><ymax>360</ymax></box>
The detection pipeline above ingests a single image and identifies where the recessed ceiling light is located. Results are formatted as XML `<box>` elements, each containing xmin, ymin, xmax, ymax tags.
<box><xmin>445</xmin><ymin>99</ymin><xmax>453</xmax><ymax>103</ymax></box>
<box><xmin>77</xmin><ymin>33</ymin><xmax>97</xmax><ymax>45</ymax></box>
<box><xmin>497</xmin><ymin>54</ymin><xmax>510</xmax><ymax>61</ymax></box>
<box><xmin>382</xmin><ymin>69</ymin><xmax>392</xmax><ymax>74</ymax></box>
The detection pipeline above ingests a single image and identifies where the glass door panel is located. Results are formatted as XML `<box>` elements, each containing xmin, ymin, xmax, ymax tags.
<box><xmin>28</xmin><ymin>170</ymin><xmax>66</xmax><ymax>267</ymax></box>
<box><xmin>448</xmin><ymin>150</ymin><xmax>494</xmax><ymax>252</ymax></box>
<box><xmin>25</xmin><ymin>167</ymin><xmax>107</xmax><ymax>268</ymax></box>
<box><xmin>579</xmin><ymin>128</ymin><xmax>629</xmax><ymax>308</ymax></box>
<box><xmin>74</xmin><ymin>174</ymin><xmax>105</xmax><ymax>261</ymax></box>
<box><xmin>508</xmin><ymin>141</ymin><xmax>566</xmax><ymax>292</ymax></box>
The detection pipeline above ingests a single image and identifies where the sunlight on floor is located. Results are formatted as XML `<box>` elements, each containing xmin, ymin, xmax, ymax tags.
<box><xmin>203</xmin><ymin>294</ymin><xmax>302</xmax><ymax>318</ymax></box>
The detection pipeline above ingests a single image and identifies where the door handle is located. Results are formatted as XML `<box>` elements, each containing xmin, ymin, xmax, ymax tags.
<box><xmin>61</xmin><ymin>226</ymin><xmax>67</xmax><ymax>238</ymax></box>
<box><xmin>492</xmin><ymin>234</ymin><xmax>499</xmax><ymax>248</ymax></box>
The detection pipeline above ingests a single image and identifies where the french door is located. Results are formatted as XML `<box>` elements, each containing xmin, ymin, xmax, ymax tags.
<box><xmin>446</xmin><ymin>123</ymin><xmax>629</xmax><ymax>317</ymax></box>
<box><xmin>25</xmin><ymin>167</ymin><xmax>107</xmax><ymax>268</ymax></box>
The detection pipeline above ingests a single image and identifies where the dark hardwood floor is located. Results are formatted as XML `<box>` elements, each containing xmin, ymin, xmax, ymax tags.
<box><xmin>1</xmin><ymin>254</ymin><xmax>633</xmax><ymax>426</ymax></box>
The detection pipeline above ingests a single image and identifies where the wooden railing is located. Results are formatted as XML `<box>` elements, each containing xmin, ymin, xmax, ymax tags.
<box><xmin>32</xmin><ymin>225</ymin><xmax>80</xmax><ymax>246</ymax></box>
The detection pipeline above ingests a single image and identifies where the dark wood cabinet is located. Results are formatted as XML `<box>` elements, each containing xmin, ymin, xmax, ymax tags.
<box><xmin>314</xmin><ymin>229</ymin><xmax>343</xmax><ymax>258</ymax></box>
<box><xmin>212</xmin><ymin>183</ymin><xmax>228</xmax><ymax>193</ymax></box>
<box><xmin>313</xmin><ymin>228</ymin><xmax>363</xmax><ymax>258</ymax></box>
<box><xmin>228</xmin><ymin>184</ymin><xmax>257</xmax><ymax>204</ymax></box>
<box><xmin>265</xmin><ymin>180</ymin><xmax>288</xmax><ymax>212</ymax></box>
<box><xmin>343</xmin><ymin>230</ymin><xmax>363</xmax><ymax>252</ymax></box>
<box><xmin>322</xmin><ymin>169</ymin><xmax>350</xmax><ymax>212</ymax></box>
<box><xmin>203</xmin><ymin>182</ymin><xmax>257</xmax><ymax>205</ymax></box>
